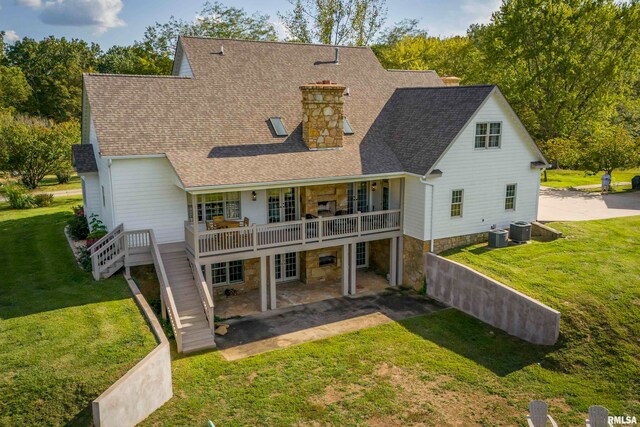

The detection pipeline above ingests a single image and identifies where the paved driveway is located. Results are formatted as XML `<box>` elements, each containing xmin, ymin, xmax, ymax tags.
<box><xmin>538</xmin><ymin>187</ymin><xmax>640</xmax><ymax>221</ymax></box>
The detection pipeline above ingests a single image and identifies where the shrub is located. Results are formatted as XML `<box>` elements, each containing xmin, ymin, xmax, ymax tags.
<box><xmin>77</xmin><ymin>246</ymin><xmax>92</xmax><ymax>272</ymax></box>
<box><xmin>33</xmin><ymin>193</ymin><xmax>54</xmax><ymax>207</ymax></box>
<box><xmin>87</xmin><ymin>214</ymin><xmax>108</xmax><ymax>240</ymax></box>
<box><xmin>67</xmin><ymin>205</ymin><xmax>89</xmax><ymax>240</ymax></box>
<box><xmin>55</xmin><ymin>169</ymin><xmax>71</xmax><ymax>184</ymax></box>
<box><xmin>1</xmin><ymin>183</ymin><xmax>34</xmax><ymax>209</ymax></box>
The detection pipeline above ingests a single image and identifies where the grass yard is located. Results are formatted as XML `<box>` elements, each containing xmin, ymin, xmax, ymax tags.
<box><xmin>0</xmin><ymin>196</ymin><xmax>156</xmax><ymax>426</ymax></box>
<box><xmin>141</xmin><ymin>217</ymin><xmax>640</xmax><ymax>426</ymax></box>
<box><xmin>542</xmin><ymin>168</ymin><xmax>640</xmax><ymax>188</ymax></box>
<box><xmin>0</xmin><ymin>173</ymin><xmax>81</xmax><ymax>193</ymax></box>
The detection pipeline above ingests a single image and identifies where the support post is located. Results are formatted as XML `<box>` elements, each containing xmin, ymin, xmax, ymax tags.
<box><xmin>349</xmin><ymin>243</ymin><xmax>357</xmax><ymax>295</ymax></box>
<box><xmin>389</xmin><ymin>237</ymin><xmax>398</xmax><ymax>287</ymax></box>
<box><xmin>260</xmin><ymin>255</ymin><xmax>268</xmax><ymax>312</ymax></box>
<box><xmin>269</xmin><ymin>255</ymin><xmax>277</xmax><ymax>309</ymax></box>
<box><xmin>342</xmin><ymin>244</ymin><xmax>349</xmax><ymax>296</ymax></box>
<box><xmin>397</xmin><ymin>236</ymin><xmax>404</xmax><ymax>286</ymax></box>
<box><xmin>191</xmin><ymin>193</ymin><xmax>199</xmax><ymax>258</ymax></box>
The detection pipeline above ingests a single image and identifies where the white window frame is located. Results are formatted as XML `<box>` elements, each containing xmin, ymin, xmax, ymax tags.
<box><xmin>211</xmin><ymin>260</ymin><xmax>244</xmax><ymax>287</ymax></box>
<box><xmin>474</xmin><ymin>121</ymin><xmax>502</xmax><ymax>149</ymax></box>
<box><xmin>450</xmin><ymin>189</ymin><xmax>464</xmax><ymax>218</ymax></box>
<box><xmin>187</xmin><ymin>192</ymin><xmax>242</xmax><ymax>222</ymax></box>
<box><xmin>505</xmin><ymin>183</ymin><xmax>517</xmax><ymax>211</ymax></box>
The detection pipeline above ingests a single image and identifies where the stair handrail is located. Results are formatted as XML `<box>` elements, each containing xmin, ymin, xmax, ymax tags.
<box><xmin>90</xmin><ymin>223</ymin><xmax>124</xmax><ymax>254</ymax></box>
<box><xmin>148</xmin><ymin>229</ymin><xmax>183</xmax><ymax>352</ymax></box>
<box><xmin>187</xmin><ymin>253</ymin><xmax>215</xmax><ymax>333</ymax></box>
<box><xmin>90</xmin><ymin>225</ymin><xmax>126</xmax><ymax>280</ymax></box>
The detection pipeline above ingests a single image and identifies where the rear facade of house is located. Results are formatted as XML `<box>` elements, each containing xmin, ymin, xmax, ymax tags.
<box><xmin>72</xmin><ymin>37</ymin><xmax>547</xmax><ymax>352</ymax></box>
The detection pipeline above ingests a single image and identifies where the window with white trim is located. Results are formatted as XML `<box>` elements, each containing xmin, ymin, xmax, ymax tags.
<box><xmin>505</xmin><ymin>184</ymin><xmax>517</xmax><ymax>210</ymax></box>
<box><xmin>211</xmin><ymin>260</ymin><xmax>244</xmax><ymax>286</ymax></box>
<box><xmin>187</xmin><ymin>192</ymin><xmax>242</xmax><ymax>222</ymax></box>
<box><xmin>450</xmin><ymin>189</ymin><xmax>464</xmax><ymax>217</ymax></box>
<box><xmin>474</xmin><ymin>122</ymin><xmax>501</xmax><ymax>149</ymax></box>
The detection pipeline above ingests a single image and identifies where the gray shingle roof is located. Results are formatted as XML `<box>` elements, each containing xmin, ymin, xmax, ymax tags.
<box><xmin>83</xmin><ymin>37</ymin><xmax>500</xmax><ymax>188</ymax></box>
<box><xmin>71</xmin><ymin>144</ymin><xmax>97</xmax><ymax>173</ymax></box>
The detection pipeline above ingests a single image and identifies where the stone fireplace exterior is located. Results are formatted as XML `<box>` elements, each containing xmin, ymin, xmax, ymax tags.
<box><xmin>301</xmin><ymin>183</ymin><xmax>349</xmax><ymax>217</ymax></box>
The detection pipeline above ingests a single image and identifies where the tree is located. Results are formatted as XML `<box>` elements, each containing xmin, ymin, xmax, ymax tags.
<box><xmin>0</xmin><ymin>115</ymin><xmax>80</xmax><ymax>188</ymax></box>
<box><xmin>5</xmin><ymin>37</ymin><xmax>101</xmax><ymax>121</ymax></box>
<box><xmin>578</xmin><ymin>125</ymin><xmax>640</xmax><ymax>176</ymax></box>
<box><xmin>142</xmin><ymin>1</ymin><xmax>278</xmax><ymax>59</ymax></box>
<box><xmin>0</xmin><ymin>65</ymin><xmax>31</xmax><ymax>111</ymax></box>
<box><xmin>470</xmin><ymin>0</ymin><xmax>640</xmax><ymax>141</ymax></box>
<box><xmin>280</xmin><ymin>0</ymin><xmax>387</xmax><ymax>46</ymax></box>
<box><xmin>98</xmin><ymin>44</ymin><xmax>173</xmax><ymax>75</ymax></box>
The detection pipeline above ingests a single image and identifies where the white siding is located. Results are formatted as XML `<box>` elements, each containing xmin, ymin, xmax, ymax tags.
<box><xmin>89</xmin><ymin>116</ymin><xmax>116</xmax><ymax>230</ymax></box>
<box><xmin>82</xmin><ymin>174</ymin><xmax>101</xmax><ymax>219</ymax></box>
<box><xmin>427</xmin><ymin>92</ymin><xmax>542</xmax><ymax>240</ymax></box>
<box><xmin>177</xmin><ymin>52</ymin><xmax>193</xmax><ymax>77</ymax></box>
<box><xmin>402</xmin><ymin>175</ymin><xmax>428</xmax><ymax>240</ymax></box>
<box><xmin>389</xmin><ymin>178</ymin><xmax>402</xmax><ymax>209</ymax></box>
<box><xmin>240</xmin><ymin>189</ymin><xmax>268</xmax><ymax>224</ymax></box>
<box><xmin>111</xmin><ymin>158</ymin><xmax>188</xmax><ymax>244</ymax></box>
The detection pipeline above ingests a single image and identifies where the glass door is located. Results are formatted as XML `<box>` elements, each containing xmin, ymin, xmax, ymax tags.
<box><xmin>348</xmin><ymin>182</ymin><xmax>370</xmax><ymax>214</ymax></box>
<box><xmin>268</xmin><ymin>187</ymin><xmax>298</xmax><ymax>223</ymax></box>
<box><xmin>275</xmin><ymin>252</ymin><xmax>298</xmax><ymax>282</ymax></box>
<box><xmin>356</xmin><ymin>242</ymin><xmax>368</xmax><ymax>268</ymax></box>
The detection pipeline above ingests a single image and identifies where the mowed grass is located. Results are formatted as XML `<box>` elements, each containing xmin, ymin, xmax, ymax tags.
<box><xmin>542</xmin><ymin>168</ymin><xmax>640</xmax><ymax>188</ymax></box>
<box><xmin>0</xmin><ymin>196</ymin><xmax>156</xmax><ymax>426</ymax></box>
<box><xmin>0</xmin><ymin>174</ymin><xmax>81</xmax><ymax>193</ymax></box>
<box><xmin>142</xmin><ymin>217</ymin><xmax>640</xmax><ymax>426</ymax></box>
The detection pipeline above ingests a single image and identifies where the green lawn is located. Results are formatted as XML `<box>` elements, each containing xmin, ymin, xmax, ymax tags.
<box><xmin>542</xmin><ymin>168</ymin><xmax>640</xmax><ymax>188</ymax></box>
<box><xmin>0</xmin><ymin>196</ymin><xmax>156</xmax><ymax>425</ymax></box>
<box><xmin>35</xmin><ymin>174</ymin><xmax>82</xmax><ymax>192</ymax></box>
<box><xmin>141</xmin><ymin>217</ymin><xmax>640</xmax><ymax>426</ymax></box>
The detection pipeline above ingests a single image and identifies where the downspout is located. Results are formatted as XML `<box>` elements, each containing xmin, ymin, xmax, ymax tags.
<box><xmin>420</xmin><ymin>176</ymin><xmax>435</xmax><ymax>253</ymax></box>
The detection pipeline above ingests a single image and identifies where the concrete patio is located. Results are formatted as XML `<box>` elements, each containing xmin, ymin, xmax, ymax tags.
<box><xmin>215</xmin><ymin>270</ymin><xmax>390</xmax><ymax>319</ymax></box>
<box><xmin>538</xmin><ymin>187</ymin><xmax>640</xmax><ymax>221</ymax></box>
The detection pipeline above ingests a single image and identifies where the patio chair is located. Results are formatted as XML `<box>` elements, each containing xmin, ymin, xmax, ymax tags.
<box><xmin>586</xmin><ymin>405</ymin><xmax>611</xmax><ymax>427</ymax></box>
<box><xmin>242</xmin><ymin>217</ymin><xmax>249</xmax><ymax>227</ymax></box>
<box><xmin>527</xmin><ymin>400</ymin><xmax>558</xmax><ymax>427</ymax></box>
<box><xmin>205</xmin><ymin>220</ymin><xmax>216</xmax><ymax>231</ymax></box>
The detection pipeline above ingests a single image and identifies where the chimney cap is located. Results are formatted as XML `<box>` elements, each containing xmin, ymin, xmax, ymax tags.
<box><xmin>300</xmin><ymin>80</ymin><xmax>346</xmax><ymax>90</ymax></box>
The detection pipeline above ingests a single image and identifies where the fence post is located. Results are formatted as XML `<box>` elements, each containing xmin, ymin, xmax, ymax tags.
<box><xmin>253</xmin><ymin>224</ymin><xmax>258</xmax><ymax>251</ymax></box>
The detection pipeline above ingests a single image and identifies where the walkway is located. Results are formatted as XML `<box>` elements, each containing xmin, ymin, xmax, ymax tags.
<box><xmin>538</xmin><ymin>187</ymin><xmax>640</xmax><ymax>221</ymax></box>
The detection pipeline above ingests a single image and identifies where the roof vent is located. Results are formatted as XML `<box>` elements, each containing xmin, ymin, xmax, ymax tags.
<box><xmin>334</xmin><ymin>47</ymin><xmax>339</xmax><ymax>64</ymax></box>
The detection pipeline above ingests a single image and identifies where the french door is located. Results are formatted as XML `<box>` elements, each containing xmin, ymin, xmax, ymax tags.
<box><xmin>348</xmin><ymin>182</ymin><xmax>369</xmax><ymax>214</ymax></box>
<box><xmin>355</xmin><ymin>242</ymin><xmax>368</xmax><ymax>268</ymax></box>
<box><xmin>268</xmin><ymin>187</ymin><xmax>298</xmax><ymax>223</ymax></box>
<box><xmin>275</xmin><ymin>252</ymin><xmax>298</xmax><ymax>282</ymax></box>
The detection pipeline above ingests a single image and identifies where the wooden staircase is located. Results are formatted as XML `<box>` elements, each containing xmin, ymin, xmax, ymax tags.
<box><xmin>160</xmin><ymin>249</ymin><xmax>216</xmax><ymax>353</ymax></box>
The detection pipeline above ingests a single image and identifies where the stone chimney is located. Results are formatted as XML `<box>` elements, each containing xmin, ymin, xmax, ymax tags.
<box><xmin>441</xmin><ymin>76</ymin><xmax>461</xmax><ymax>86</ymax></box>
<box><xmin>300</xmin><ymin>80</ymin><xmax>346</xmax><ymax>150</ymax></box>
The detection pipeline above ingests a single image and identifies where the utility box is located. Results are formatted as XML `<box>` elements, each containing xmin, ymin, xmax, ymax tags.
<box><xmin>510</xmin><ymin>221</ymin><xmax>532</xmax><ymax>243</ymax></box>
<box><xmin>488</xmin><ymin>229</ymin><xmax>509</xmax><ymax>248</ymax></box>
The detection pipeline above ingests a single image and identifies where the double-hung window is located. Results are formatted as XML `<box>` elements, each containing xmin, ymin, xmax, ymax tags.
<box><xmin>505</xmin><ymin>184</ymin><xmax>517</xmax><ymax>210</ymax></box>
<box><xmin>212</xmin><ymin>260</ymin><xmax>244</xmax><ymax>286</ymax></box>
<box><xmin>450</xmin><ymin>189</ymin><xmax>464</xmax><ymax>217</ymax></box>
<box><xmin>188</xmin><ymin>192</ymin><xmax>242</xmax><ymax>222</ymax></box>
<box><xmin>474</xmin><ymin>122</ymin><xmax>501</xmax><ymax>149</ymax></box>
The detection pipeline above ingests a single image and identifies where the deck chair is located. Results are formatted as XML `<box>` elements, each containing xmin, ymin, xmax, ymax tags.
<box><xmin>242</xmin><ymin>217</ymin><xmax>249</xmax><ymax>227</ymax></box>
<box><xmin>205</xmin><ymin>220</ymin><xmax>216</xmax><ymax>231</ymax></box>
<box><xmin>586</xmin><ymin>405</ymin><xmax>611</xmax><ymax>427</ymax></box>
<box><xmin>527</xmin><ymin>400</ymin><xmax>558</xmax><ymax>427</ymax></box>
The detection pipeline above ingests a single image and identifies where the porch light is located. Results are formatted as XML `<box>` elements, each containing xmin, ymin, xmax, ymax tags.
<box><xmin>251</xmin><ymin>191</ymin><xmax>257</xmax><ymax>201</ymax></box>
<box><xmin>371</xmin><ymin>182</ymin><xmax>377</xmax><ymax>191</ymax></box>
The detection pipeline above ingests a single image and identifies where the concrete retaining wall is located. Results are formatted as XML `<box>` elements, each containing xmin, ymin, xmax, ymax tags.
<box><xmin>92</xmin><ymin>275</ymin><xmax>173</xmax><ymax>427</ymax></box>
<box><xmin>425</xmin><ymin>253</ymin><xmax>560</xmax><ymax>345</ymax></box>
<box><xmin>532</xmin><ymin>221</ymin><xmax>563</xmax><ymax>241</ymax></box>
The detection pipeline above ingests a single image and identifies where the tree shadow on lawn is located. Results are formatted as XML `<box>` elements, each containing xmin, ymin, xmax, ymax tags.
<box><xmin>0</xmin><ymin>210</ymin><xmax>132</xmax><ymax>320</ymax></box>
<box><xmin>399</xmin><ymin>309</ymin><xmax>560</xmax><ymax>377</ymax></box>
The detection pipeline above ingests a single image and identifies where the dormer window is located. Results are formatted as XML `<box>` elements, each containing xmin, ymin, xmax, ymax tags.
<box><xmin>343</xmin><ymin>117</ymin><xmax>354</xmax><ymax>135</ymax></box>
<box><xmin>474</xmin><ymin>122</ymin><xmax>501</xmax><ymax>149</ymax></box>
<box><xmin>269</xmin><ymin>117</ymin><xmax>288</xmax><ymax>136</ymax></box>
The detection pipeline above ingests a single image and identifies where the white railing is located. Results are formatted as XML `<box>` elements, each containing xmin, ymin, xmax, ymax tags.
<box><xmin>148</xmin><ymin>229</ymin><xmax>183</xmax><ymax>353</ymax></box>
<box><xmin>185</xmin><ymin>209</ymin><xmax>401</xmax><ymax>257</ymax></box>
<box><xmin>90</xmin><ymin>223</ymin><xmax>123</xmax><ymax>255</ymax></box>
<box><xmin>90</xmin><ymin>224</ymin><xmax>126</xmax><ymax>280</ymax></box>
<box><xmin>187</xmin><ymin>254</ymin><xmax>214</xmax><ymax>334</ymax></box>
<box><xmin>125</xmin><ymin>229</ymin><xmax>151</xmax><ymax>251</ymax></box>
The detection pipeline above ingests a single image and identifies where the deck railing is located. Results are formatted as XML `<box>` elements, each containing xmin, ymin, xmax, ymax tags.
<box><xmin>185</xmin><ymin>209</ymin><xmax>401</xmax><ymax>257</ymax></box>
<box><xmin>90</xmin><ymin>224</ymin><xmax>125</xmax><ymax>280</ymax></box>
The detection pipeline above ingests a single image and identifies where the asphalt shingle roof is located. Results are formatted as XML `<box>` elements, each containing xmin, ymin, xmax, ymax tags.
<box><xmin>83</xmin><ymin>37</ymin><xmax>496</xmax><ymax>188</ymax></box>
<box><xmin>71</xmin><ymin>143</ymin><xmax>98</xmax><ymax>173</ymax></box>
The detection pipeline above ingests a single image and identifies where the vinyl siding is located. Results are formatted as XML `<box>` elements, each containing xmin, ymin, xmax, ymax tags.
<box><xmin>403</xmin><ymin>175</ymin><xmax>428</xmax><ymax>240</ymax></box>
<box><xmin>177</xmin><ymin>52</ymin><xmax>193</xmax><ymax>77</ymax></box>
<box><xmin>111</xmin><ymin>157</ymin><xmax>188</xmax><ymax>243</ymax></box>
<box><xmin>426</xmin><ymin>92</ymin><xmax>542</xmax><ymax>240</ymax></box>
<box><xmin>82</xmin><ymin>174</ymin><xmax>101</xmax><ymax>219</ymax></box>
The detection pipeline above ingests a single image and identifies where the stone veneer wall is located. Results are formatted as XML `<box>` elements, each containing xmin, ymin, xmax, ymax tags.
<box><xmin>300</xmin><ymin>82</ymin><xmax>345</xmax><ymax>150</ymax></box>
<box><xmin>301</xmin><ymin>246</ymin><xmax>344</xmax><ymax>285</ymax></box>
<box><xmin>212</xmin><ymin>257</ymin><xmax>261</xmax><ymax>297</ymax></box>
<box><xmin>301</xmin><ymin>184</ymin><xmax>349</xmax><ymax>217</ymax></box>
<box><xmin>369</xmin><ymin>239</ymin><xmax>390</xmax><ymax>276</ymax></box>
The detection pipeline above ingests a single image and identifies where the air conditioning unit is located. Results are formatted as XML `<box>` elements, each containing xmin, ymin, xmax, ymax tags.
<box><xmin>488</xmin><ymin>229</ymin><xmax>508</xmax><ymax>248</ymax></box>
<box><xmin>510</xmin><ymin>221</ymin><xmax>531</xmax><ymax>243</ymax></box>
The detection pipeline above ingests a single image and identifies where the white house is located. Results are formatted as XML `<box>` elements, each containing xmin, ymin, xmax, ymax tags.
<box><xmin>72</xmin><ymin>37</ymin><xmax>547</xmax><ymax>352</ymax></box>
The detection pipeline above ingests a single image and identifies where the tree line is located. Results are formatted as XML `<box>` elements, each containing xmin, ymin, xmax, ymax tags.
<box><xmin>1</xmin><ymin>0</ymin><xmax>639</xmax><ymax>191</ymax></box>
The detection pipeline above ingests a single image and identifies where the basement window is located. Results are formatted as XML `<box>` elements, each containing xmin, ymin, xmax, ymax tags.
<box><xmin>343</xmin><ymin>118</ymin><xmax>354</xmax><ymax>135</ymax></box>
<box><xmin>269</xmin><ymin>117</ymin><xmax>288</xmax><ymax>136</ymax></box>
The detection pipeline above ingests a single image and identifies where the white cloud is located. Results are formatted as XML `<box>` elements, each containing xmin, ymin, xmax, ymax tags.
<box><xmin>3</xmin><ymin>30</ymin><xmax>20</xmax><ymax>43</ymax></box>
<box><xmin>16</xmin><ymin>0</ymin><xmax>125</xmax><ymax>33</ymax></box>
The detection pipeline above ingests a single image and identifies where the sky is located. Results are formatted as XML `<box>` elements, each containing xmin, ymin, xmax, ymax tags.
<box><xmin>0</xmin><ymin>0</ymin><xmax>502</xmax><ymax>48</ymax></box>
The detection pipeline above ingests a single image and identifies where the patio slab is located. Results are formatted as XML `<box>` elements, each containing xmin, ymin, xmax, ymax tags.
<box><xmin>216</xmin><ymin>290</ymin><xmax>445</xmax><ymax>360</ymax></box>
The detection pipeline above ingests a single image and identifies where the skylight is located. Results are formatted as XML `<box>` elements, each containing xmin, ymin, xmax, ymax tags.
<box><xmin>343</xmin><ymin>118</ymin><xmax>354</xmax><ymax>135</ymax></box>
<box><xmin>269</xmin><ymin>117</ymin><xmax>288</xmax><ymax>137</ymax></box>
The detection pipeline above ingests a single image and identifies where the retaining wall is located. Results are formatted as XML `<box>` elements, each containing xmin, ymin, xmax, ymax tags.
<box><xmin>425</xmin><ymin>253</ymin><xmax>560</xmax><ymax>345</ymax></box>
<box><xmin>92</xmin><ymin>275</ymin><xmax>173</xmax><ymax>427</ymax></box>
<box><xmin>532</xmin><ymin>221</ymin><xmax>563</xmax><ymax>241</ymax></box>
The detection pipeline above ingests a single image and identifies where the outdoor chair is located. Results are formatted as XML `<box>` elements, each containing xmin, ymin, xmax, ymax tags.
<box><xmin>586</xmin><ymin>405</ymin><xmax>612</xmax><ymax>427</ymax></box>
<box><xmin>527</xmin><ymin>400</ymin><xmax>558</xmax><ymax>427</ymax></box>
<box><xmin>205</xmin><ymin>221</ymin><xmax>216</xmax><ymax>231</ymax></box>
<box><xmin>242</xmin><ymin>217</ymin><xmax>249</xmax><ymax>227</ymax></box>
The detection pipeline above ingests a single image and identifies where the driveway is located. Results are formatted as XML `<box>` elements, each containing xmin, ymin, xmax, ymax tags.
<box><xmin>538</xmin><ymin>187</ymin><xmax>640</xmax><ymax>221</ymax></box>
